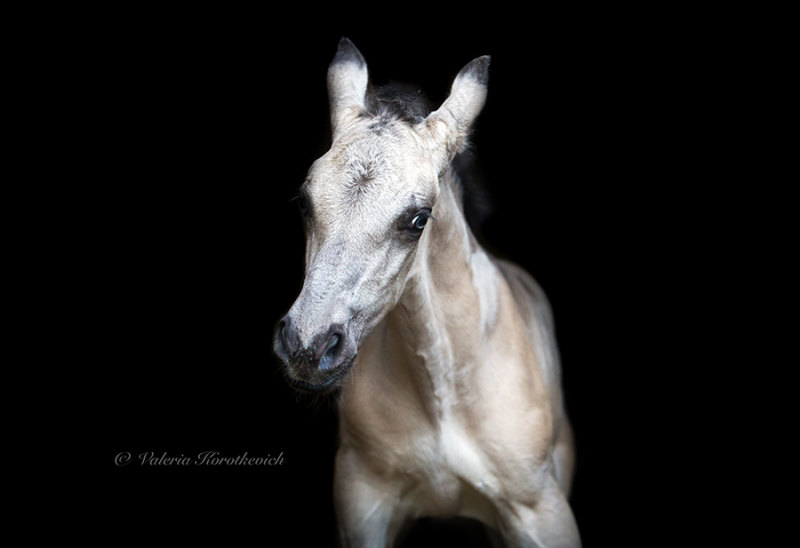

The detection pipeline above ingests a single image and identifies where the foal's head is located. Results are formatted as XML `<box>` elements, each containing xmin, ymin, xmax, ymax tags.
<box><xmin>274</xmin><ymin>38</ymin><xmax>489</xmax><ymax>392</ymax></box>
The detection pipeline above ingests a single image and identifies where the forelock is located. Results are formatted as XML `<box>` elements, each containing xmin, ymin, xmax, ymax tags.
<box><xmin>362</xmin><ymin>83</ymin><xmax>434</xmax><ymax>127</ymax></box>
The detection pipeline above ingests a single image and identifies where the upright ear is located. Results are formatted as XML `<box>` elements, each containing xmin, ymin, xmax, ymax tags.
<box><xmin>424</xmin><ymin>56</ymin><xmax>490</xmax><ymax>160</ymax></box>
<box><xmin>327</xmin><ymin>37</ymin><xmax>369</xmax><ymax>140</ymax></box>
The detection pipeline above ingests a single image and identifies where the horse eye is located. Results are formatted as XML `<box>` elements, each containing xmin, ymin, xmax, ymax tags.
<box><xmin>297</xmin><ymin>193</ymin><xmax>310</xmax><ymax>217</ymax></box>
<box><xmin>410</xmin><ymin>212</ymin><xmax>429</xmax><ymax>231</ymax></box>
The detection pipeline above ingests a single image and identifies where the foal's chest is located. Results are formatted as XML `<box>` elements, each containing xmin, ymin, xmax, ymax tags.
<box><xmin>382</xmin><ymin>417</ymin><xmax>499</xmax><ymax>519</ymax></box>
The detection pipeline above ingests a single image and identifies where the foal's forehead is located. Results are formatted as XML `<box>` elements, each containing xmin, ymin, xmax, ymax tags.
<box><xmin>310</xmin><ymin>121</ymin><xmax>436</xmax><ymax>195</ymax></box>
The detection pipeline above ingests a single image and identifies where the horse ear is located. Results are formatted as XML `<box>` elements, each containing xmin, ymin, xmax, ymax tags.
<box><xmin>327</xmin><ymin>37</ymin><xmax>369</xmax><ymax>139</ymax></box>
<box><xmin>424</xmin><ymin>56</ymin><xmax>490</xmax><ymax>159</ymax></box>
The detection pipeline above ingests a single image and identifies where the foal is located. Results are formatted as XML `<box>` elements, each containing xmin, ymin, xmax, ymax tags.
<box><xmin>274</xmin><ymin>38</ymin><xmax>580</xmax><ymax>548</ymax></box>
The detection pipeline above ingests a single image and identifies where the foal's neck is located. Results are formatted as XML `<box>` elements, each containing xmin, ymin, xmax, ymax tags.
<box><xmin>389</xmin><ymin>167</ymin><xmax>498</xmax><ymax>418</ymax></box>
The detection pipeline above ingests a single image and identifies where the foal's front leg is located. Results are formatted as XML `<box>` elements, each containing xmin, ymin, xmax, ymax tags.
<box><xmin>334</xmin><ymin>449</ymin><xmax>404</xmax><ymax>548</ymax></box>
<box><xmin>496</xmin><ymin>475</ymin><xmax>581</xmax><ymax>548</ymax></box>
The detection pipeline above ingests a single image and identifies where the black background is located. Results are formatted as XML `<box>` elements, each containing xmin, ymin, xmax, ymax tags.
<box><xmin>96</xmin><ymin>9</ymin><xmax>703</xmax><ymax>546</ymax></box>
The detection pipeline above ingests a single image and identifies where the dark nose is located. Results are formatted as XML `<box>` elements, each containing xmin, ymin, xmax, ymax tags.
<box><xmin>275</xmin><ymin>316</ymin><xmax>346</xmax><ymax>371</ymax></box>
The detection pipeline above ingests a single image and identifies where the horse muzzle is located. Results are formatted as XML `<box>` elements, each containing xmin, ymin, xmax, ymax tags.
<box><xmin>273</xmin><ymin>317</ymin><xmax>357</xmax><ymax>392</ymax></box>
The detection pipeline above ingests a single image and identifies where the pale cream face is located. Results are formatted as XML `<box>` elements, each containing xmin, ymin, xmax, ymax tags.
<box><xmin>290</xmin><ymin>119</ymin><xmax>442</xmax><ymax>356</ymax></box>
<box><xmin>274</xmin><ymin>38</ymin><xmax>489</xmax><ymax>391</ymax></box>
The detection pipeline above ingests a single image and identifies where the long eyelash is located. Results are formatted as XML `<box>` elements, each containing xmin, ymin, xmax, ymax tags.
<box><xmin>418</xmin><ymin>211</ymin><xmax>436</xmax><ymax>223</ymax></box>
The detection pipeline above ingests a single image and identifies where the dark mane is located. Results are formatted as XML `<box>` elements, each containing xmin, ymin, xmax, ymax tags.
<box><xmin>451</xmin><ymin>149</ymin><xmax>492</xmax><ymax>234</ymax></box>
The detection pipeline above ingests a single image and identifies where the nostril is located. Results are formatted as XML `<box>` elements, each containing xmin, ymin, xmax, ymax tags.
<box><xmin>326</xmin><ymin>333</ymin><xmax>341</xmax><ymax>354</ymax></box>
<box><xmin>318</xmin><ymin>332</ymin><xmax>343</xmax><ymax>371</ymax></box>
<box><xmin>276</xmin><ymin>317</ymin><xmax>300</xmax><ymax>358</ymax></box>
